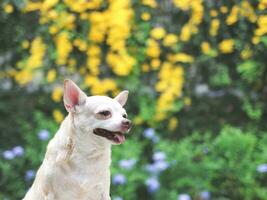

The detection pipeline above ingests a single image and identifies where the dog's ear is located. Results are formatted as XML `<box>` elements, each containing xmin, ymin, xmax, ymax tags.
<box><xmin>63</xmin><ymin>79</ymin><xmax>87</xmax><ymax>113</ymax></box>
<box><xmin>114</xmin><ymin>90</ymin><xmax>129</xmax><ymax>107</ymax></box>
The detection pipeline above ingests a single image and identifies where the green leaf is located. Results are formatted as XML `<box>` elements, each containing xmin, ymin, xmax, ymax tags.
<box><xmin>237</xmin><ymin>60</ymin><xmax>262</xmax><ymax>83</ymax></box>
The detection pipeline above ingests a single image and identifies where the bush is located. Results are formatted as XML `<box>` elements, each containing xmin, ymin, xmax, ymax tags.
<box><xmin>1</xmin><ymin>0</ymin><xmax>267</xmax><ymax>199</ymax></box>
<box><xmin>2</xmin><ymin>109</ymin><xmax>267</xmax><ymax>200</ymax></box>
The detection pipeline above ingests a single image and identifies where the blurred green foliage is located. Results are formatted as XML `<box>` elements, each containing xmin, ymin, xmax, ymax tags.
<box><xmin>1</xmin><ymin>0</ymin><xmax>267</xmax><ymax>200</ymax></box>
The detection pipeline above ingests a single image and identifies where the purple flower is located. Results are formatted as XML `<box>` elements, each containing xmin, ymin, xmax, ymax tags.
<box><xmin>257</xmin><ymin>163</ymin><xmax>267</xmax><ymax>173</ymax></box>
<box><xmin>143</xmin><ymin>128</ymin><xmax>155</xmax><ymax>139</ymax></box>
<box><xmin>12</xmin><ymin>146</ymin><xmax>24</xmax><ymax>157</ymax></box>
<box><xmin>25</xmin><ymin>170</ymin><xmax>35</xmax><ymax>181</ymax></box>
<box><xmin>153</xmin><ymin>151</ymin><xmax>166</xmax><ymax>161</ymax></box>
<box><xmin>146</xmin><ymin>160</ymin><xmax>169</xmax><ymax>174</ymax></box>
<box><xmin>119</xmin><ymin>159</ymin><xmax>136</xmax><ymax>170</ymax></box>
<box><xmin>112</xmin><ymin>174</ymin><xmax>126</xmax><ymax>185</ymax></box>
<box><xmin>113</xmin><ymin>197</ymin><xmax>123</xmax><ymax>200</ymax></box>
<box><xmin>3</xmin><ymin>150</ymin><xmax>15</xmax><ymax>160</ymax></box>
<box><xmin>38</xmin><ymin>129</ymin><xmax>50</xmax><ymax>141</ymax></box>
<box><xmin>178</xmin><ymin>194</ymin><xmax>191</xmax><ymax>200</ymax></box>
<box><xmin>154</xmin><ymin>160</ymin><xmax>169</xmax><ymax>171</ymax></box>
<box><xmin>146</xmin><ymin>163</ymin><xmax>157</xmax><ymax>173</ymax></box>
<box><xmin>199</xmin><ymin>191</ymin><xmax>211</xmax><ymax>200</ymax></box>
<box><xmin>145</xmin><ymin>177</ymin><xmax>160</xmax><ymax>193</ymax></box>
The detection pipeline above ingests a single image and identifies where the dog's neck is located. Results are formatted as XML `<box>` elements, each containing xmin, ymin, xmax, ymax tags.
<box><xmin>60</xmin><ymin>114</ymin><xmax>112</xmax><ymax>161</ymax></box>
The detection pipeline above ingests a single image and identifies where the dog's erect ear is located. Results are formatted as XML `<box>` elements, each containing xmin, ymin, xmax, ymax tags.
<box><xmin>63</xmin><ymin>79</ymin><xmax>87</xmax><ymax>113</ymax></box>
<box><xmin>114</xmin><ymin>90</ymin><xmax>129</xmax><ymax>107</ymax></box>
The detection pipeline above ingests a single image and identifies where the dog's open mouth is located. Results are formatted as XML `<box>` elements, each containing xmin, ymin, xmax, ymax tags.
<box><xmin>93</xmin><ymin>128</ymin><xmax>125</xmax><ymax>144</ymax></box>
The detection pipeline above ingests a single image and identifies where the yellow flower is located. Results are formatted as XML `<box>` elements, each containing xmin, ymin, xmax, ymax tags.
<box><xmin>146</xmin><ymin>39</ymin><xmax>160</xmax><ymax>58</ymax></box>
<box><xmin>209</xmin><ymin>19</ymin><xmax>220</xmax><ymax>36</ymax></box>
<box><xmin>163</xmin><ymin>34</ymin><xmax>178</xmax><ymax>47</ymax></box>
<box><xmin>226</xmin><ymin>6</ymin><xmax>239</xmax><ymax>25</ymax></box>
<box><xmin>41</xmin><ymin>0</ymin><xmax>59</xmax><ymax>12</ymax></box>
<box><xmin>142</xmin><ymin>0</ymin><xmax>157</xmax><ymax>8</ymax></box>
<box><xmin>24</xmin><ymin>2</ymin><xmax>43</xmax><ymax>12</ymax></box>
<box><xmin>258</xmin><ymin>0</ymin><xmax>267</xmax><ymax>10</ymax></box>
<box><xmin>86</xmin><ymin>57</ymin><xmax>100</xmax><ymax>75</ymax></box>
<box><xmin>53</xmin><ymin>109</ymin><xmax>64</xmax><ymax>123</ymax></box>
<box><xmin>168</xmin><ymin>53</ymin><xmax>194</xmax><ymax>63</ymax></box>
<box><xmin>150</xmin><ymin>27</ymin><xmax>166</xmax><ymax>40</ymax></box>
<box><xmin>168</xmin><ymin>117</ymin><xmax>178</xmax><ymax>131</ymax></box>
<box><xmin>141</xmin><ymin>12</ymin><xmax>151</xmax><ymax>21</ymax></box>
<box><xmin>88</xmin><ymin>12</ymin><xmax>107</xmax><ymax>43</ymax></box>
<box><xmin>210</xmin><ymin>9</ymin><xmax>218</xmax><ymax>17</ymax></box>
<box><xmin>219</xmin><ymin>39</ymin><xmax>234</xmax><ymax>54</ymax></box>
<box><xmin>49</xmin><ymin>25</ymin><xmax>58</xmax><ymax>35</ymax></box>
<box><xmin>142</xmin><ymin>63</ymin><xmax>150</xmax><ymax>72</ymax></box>
<box><xmin>80</xmin><ymin>13</ymin><xmax>88</xmax><ymax>20</ymax></box>
<box><xmin>220</xmin><ymin>6</ymin><xmax>228</xmax><ymax>13</ymax></box>
<box><xmin>184</xmin><ymin>97</ymin><xmax>192</xmax><ymax>106</ymax></box>
<box><xmin>47</xmin><ymin>10</ymin><xmax>58</xmax><ymax>19</ymax></box>
<box><xmin>155</xmin><ymin>62</ymin><xmax>184</xmax><ymax>121</ymax></box>
<box><xmin>150</xmin><ymin>59</ymin><xmax>161</xmax><ymax>70</ymax></box>
<box><xmin>175</xmin><ymin>0</ymin><xmax>203</xmax><ymax>42</ymax></box>
<box><xmin>22</xmin><ymin>40</ymin><xmax>30</xmax><ymax>49</ymax></box>
<box><xmin>86</xmin><ymin>45</ymin><xmax>101</xmax><ymax>75</ymax></box>
<box><xmin>27</xmin><ymin>37</ymin><xmax>46</xmax><ymax>69</ymax></box>
<box><xmin>4</xmin><ymin>4</ymin><xmax>14</xmax><ymax>14</ymax></box>
<box><xmin>47</xmin><ymin>69</ymin><xmax>56</xmax><ymax>83</ymax></box>
<box><xmin>78</xmin><ymin>40</ymin><xmax>87</xmax><ymax>51</ymax></box>
<box><xmin>84</xmin><ymin>75</ymin><xmax>98</xmax><ymax>87</ymax></box>
<box><xmin>201</xmin><ymin>42</ymin><xmax>211</xmax><ymax>54</ymax></box>
<box><xmin>254</xmin><ymin>15</ymin><xmax>267</xmax><ymax>36</ymax></box>
<box><xmin>191</xmin><ymin>0</ymin><xmax>204</xmax><ymax>24</ymax></box>
<box><xmin>90</xmin><ymin>79</ymin><xmax>118</xmax><ymax>95</ymax></box>
<box><xmin>155</xmin><ymin>112</ymin><xmax>166</xmax><ymax>121</ymax></box>
<box><xmin>107</xmin><ymin>52</ymin><xmax>135</xmax><ymax>76</ymax></box>
<box><xmin>64</xmin><ymin>0</ymin><xmax>101</xmax><ymax>12</ymax></box>
<box><xmin>180</xmin><ymin>24</ymin><xmax>192</xmax><ymax>42</ymax></box>
<box><xmin>52</xmin><ymin>87</ymin><xmax>63</xmax><ymax>102</ymax></box>
<box><xmin>241</xmin><ymin>46</ymin><xmax>252</xmax><ymax>59</ymax></box>
<box><xmin>55</xmin><ymin>32</ymin><xmax>72</xmax><ymax>65</ymax></box>
<box><xmin>172</xmin><ymin>0</ymin><xmax>191</xmax><ymax>11</ymax></box>
<box><xmin>240</xmin><ymin>1</ymin><xmax>257</xmax><ymax>23</ymax></box>
<box><xmin>74</xmin><ymin>39</ymin><xmax>87</xmax><ymax>51</ymax></box>
<box><xmin>87</xmin><ymin>45</ymin><xmax>101</xmax><ymax>56</ymax></box>
<box><xmin>14</xmin><ymin>70</ymin><xmax>33</xmax><ymax>85</ymax></box>
<box><xmin>134</xmin><ymin>116</ymin><xmax>144</xmax><ymax>125</ymax></box>
<box><xmin>252</xmin><ymin>36</ymin><xmax>260</xmax><ymax>45</ymax></box>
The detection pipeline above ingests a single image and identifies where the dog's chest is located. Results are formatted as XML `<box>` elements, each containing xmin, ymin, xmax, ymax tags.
<box><xmin>65</xmin><ymin>149</ymin><xmax>111</xmax><ymax>196</ymax></box>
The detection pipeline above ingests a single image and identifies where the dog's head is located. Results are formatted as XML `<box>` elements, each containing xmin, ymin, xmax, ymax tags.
<box><xmin>63</xmin><ymin>79</ymin><xmax>132</xmax><ymax>145</ymax></box>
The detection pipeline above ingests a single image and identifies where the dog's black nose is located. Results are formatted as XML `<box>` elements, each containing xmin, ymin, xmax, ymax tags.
<box><xmin>122</xmin><ymin>119</ymin><xmax>132</xmax><ymax>129</ymax></box>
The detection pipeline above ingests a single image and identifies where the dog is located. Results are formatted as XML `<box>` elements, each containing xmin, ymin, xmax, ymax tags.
<box><xmin>23</xmin><ymin>79</ymin><xmax>132</xmax><ymax>200</ymax></box>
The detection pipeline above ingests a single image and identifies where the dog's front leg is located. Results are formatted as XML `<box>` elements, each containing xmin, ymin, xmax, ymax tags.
<box><xmin>100</xmin><ymin>193</ymin><xmax>111</xmax><ymax>200</ymax></box>
<box><xmin>43</xmin><ymin>193</ymin><xmax>55</xmax><ymax>200</ymax></box>
<box><xmin>85</xmin><ymin>183</ymin><xmax>110</xmax><ymax>200</ymax></box>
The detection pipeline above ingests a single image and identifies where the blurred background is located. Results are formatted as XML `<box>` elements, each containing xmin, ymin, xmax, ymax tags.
<box><xmin>0</xmin><ymin>0</ymin><xmax>267</xmax><ymax>199</ymax></box>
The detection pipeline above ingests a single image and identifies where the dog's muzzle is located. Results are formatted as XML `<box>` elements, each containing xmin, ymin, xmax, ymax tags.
<box><xmin>93</xmin><ymin>128</ymin><xmax>126</xmax><ymax>144</ymax></box>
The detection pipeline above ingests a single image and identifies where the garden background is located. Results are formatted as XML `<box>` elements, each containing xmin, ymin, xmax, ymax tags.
<box><xmin>0</xmin><ymin>0</ymin><xmax>267</xmax><ymax>199</ymax></box>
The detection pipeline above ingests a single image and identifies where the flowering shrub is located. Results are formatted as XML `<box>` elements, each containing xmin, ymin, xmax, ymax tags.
<box><xmin>1</xmin><ymin>112</ymin><xmax>267</xmax><ymax>199</ymax></box>
<box><xmin>1</xmin><ymin>0</ymin><xmax>267</xmax><ymax>125</ymax></box>
<box><xmin>0</xmin><ymin>0</ymin><xmax>267</xmax><ymax>199</ymax></box>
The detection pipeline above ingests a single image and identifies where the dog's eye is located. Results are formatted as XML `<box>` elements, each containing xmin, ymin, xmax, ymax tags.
<box><xmin>99</xmin><ymin>110</ymin><xmax>111</xmax><ymax>117</ymax></box>
<box><xmin>123</xmin><ymin>114</ymin><xmax>127</xmax><ymax>118</ymax></box>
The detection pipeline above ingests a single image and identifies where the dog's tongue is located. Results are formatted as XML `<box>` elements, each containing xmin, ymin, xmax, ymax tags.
<box><xmin>115</xmin><ymin>133</ymin><xmax>125</xmax><ymax>144</ymax></box>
